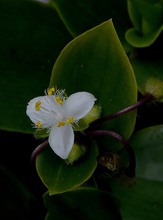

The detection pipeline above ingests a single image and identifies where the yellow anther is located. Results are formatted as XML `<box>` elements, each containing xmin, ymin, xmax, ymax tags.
<box><xmin>66</xmin><ymin>116</ymin><xmax>74</xmax><ymax>124</ymax></box>
<box><xmin>56</xmin><ymin>96</ymin><xmax>63</xmax><ymax>104</ymax></box>
<box><xmin>36</xmin><ymin>121</ymin><xmax>42</xmax><ymax>128</ymax></box>
<box><xmin>57</xmin><ymin>121</ymin><xmax>66</xmax><ymax>127</ymax></box>
<box><xmin>48</xmin><ymin>87</ymin><xmax>55</xmax><ymax>95</ymax></box>
<box><xmin>35</xmin><ymin>100</ymin><xmax>41</xmax><ymax>111</ymax></box>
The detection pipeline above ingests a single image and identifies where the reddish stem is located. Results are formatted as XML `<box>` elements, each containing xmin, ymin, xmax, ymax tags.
<box><xmin>89</xmin><ymin>93</ymin><xmax>153</xmax><ymax>129</ymax></box>
<box><xmin>31</xmin><ymin>140</ymin><xmax>48</xmax><ymax>162</ymax></box>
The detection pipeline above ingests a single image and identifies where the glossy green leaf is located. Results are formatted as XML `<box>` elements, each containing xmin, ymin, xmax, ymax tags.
<box><xmin>36</xmin><ymin>143</ymin><xmax>98</xmax><ymax>195</ymax></box>
<box><xmin>43</xmin><ymin>187</ymin><xmax>122</xmax><ymax>220</ymax></box>
<box><xmin>49</xmin><ymin>20</ymin><xmax>137</xmax><ymax>150</ymax></box>
<box><xmin>0</xmin><ymin>0</ymin><xmax>71</xmax><ymax>133</ymax></box>
<box><xmin>111</xmin><ymin>125</ymin><xmax>163</xmax><ymax>219</ymax></box>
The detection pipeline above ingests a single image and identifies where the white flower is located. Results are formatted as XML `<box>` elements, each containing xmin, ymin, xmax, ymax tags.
<box><xmin>26</xmin><ymin>88</ymin><xmax>96</xmax><ymax>159</ymax></box>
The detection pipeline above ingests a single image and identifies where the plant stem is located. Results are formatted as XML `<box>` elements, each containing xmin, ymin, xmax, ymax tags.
<box><xmin>89</xmin><ymin>93</ymin><xmax>153</xmax><ymax>129</ymax></box>
<box><xmin>31</xmin><ymin>140</ymin><xmax>48</xmax><ymax>162</ymax></box>
<box><xmin>86</xmin><ymin>130</ymin><xmax>136</xmax><ymax>177</ymax></box>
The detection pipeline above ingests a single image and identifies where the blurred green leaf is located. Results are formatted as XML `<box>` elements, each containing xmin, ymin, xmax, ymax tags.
<box><xmin>49</xmin><ymin>20</ymin><xmax>137</xmax><ymax>151</ymax></box>
<box><xmin>111</xmin><ymin>178</ymin><xmax>163</xmax><ymax>220</ymax></box>
<box><xmin>126</xmin><ymin>0</ymin><xmax>163</xmax><ymax>47</ymax></box>
<box><xmin>125</xmin><ymin>25</ymin><xmax>163</xmax><ymax>48</ymax></box>
<box><xmin>111</xmin><ymin>125</ymin><xmax>163</xmax><ymax>220</ymax></box>
<box><xmin>49</xmin><ymin>0</ymin><xmax>99</xmax><ymax>36</ymax></box>
<box><xmin>0</xmin><ymin>166</ymin><xmax>34</xmax><ymax>220</ymax></box>
<box><xmin>49</xmin><ymin>0</ymin><xmax>131</xmax><ymax>50</ymax></box>
<box><xmin>127</xmin><ymin>0</ymin><xmax>142</xmax><ymax>31</ymax></box>
<box><xmin>36</xmin><ymin>143</ymin><xmax>98</xmax><ymax>195</ymax></box>
<box><xmin>131</xmin><ymin>125</ymin><xmax>163</xmax><ymax>181</ymax></box>
<box><xmin>43</xmin><ymin>187</ymin><xmax>122</xmax><ymax>220</ymax></box>
<box><xmin>50</xmin><ymin>0</ymin><xmax>130</xmax><ymax>35</ymax></box>
<box><xmin>0</xmin><ymin>0</ymin><xmax>71</xmax><ymax>133</ymax></box>
<box><xmin>128</xmin><ymin>0</ymin><xmax>162</xmax><ymax>32</ymax></box>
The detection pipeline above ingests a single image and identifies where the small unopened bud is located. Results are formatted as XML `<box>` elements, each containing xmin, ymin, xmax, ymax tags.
<box><xmin>83</xmin><ymin>105</ymin><xmax>101</xmax><ymax>124</ymax></box>
<box><xmin>145</xmin><ymin>78</ymin><xmax>163</xmax><ymax>102</ymax></box>
<box><xmin>66</xmin><ymin>143</ymin><xmax>87</xmax><ymax>165</ymax></box>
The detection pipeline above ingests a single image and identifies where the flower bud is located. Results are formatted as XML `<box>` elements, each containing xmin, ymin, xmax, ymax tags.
<box><xmin>83</xmin><ymin>104</ymin><xmax>101</xmax><ymax>124</ymax></box>
<box><xmin>145</xmin><ymin>78</ymin><xmax>163</xmax><ymax>102</ymax></box>
<box><xmin>66</xmin><ymin>143</ymin><xmax>87</xmax><ymax>165</ymax></box>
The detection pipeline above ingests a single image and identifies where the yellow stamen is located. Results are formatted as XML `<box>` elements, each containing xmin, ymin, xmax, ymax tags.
<box><xmin>57</xmin><ymin>121</ymin><xmax>66</xmax><ymax>127</ymax></box>
<box><xmin>36</xmin><ymin>121</ymin><xmax>42</xmax><ymax>128</ymax></box>
<box><xmin>35</xmin><ymin>100</ymin><xmax>41</xmax><ymax>111</ymax></box>
<box><xmin>48</xmin><ymin>87</ymin><xmax>55</xmax><ymax>95</ymax></box>
<box><xmin>66</xmin><ymin>116</ymin><xmax>74</xmax><ymax>124</ymax></box>
<box><xmin>56</xmin><ymin>96</ymin><xmax>63</xmax><ymax>104</ymax></box>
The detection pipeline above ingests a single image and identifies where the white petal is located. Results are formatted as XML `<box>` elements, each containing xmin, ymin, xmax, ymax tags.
<box><xmin>26</xmin><ymin>96</ymin><xmax>43</xmax><ymax>123</ymax></box>
<box><xmin>64</xmin><ymin>92</ymin><xmax>96</xmax><ymax>120</ymax></box>
<box><xmin>26</xmin><ymin>95</ymin><xmax>63</xmax><ymax>128</ymax></box>
<box><xmin>48</xmin><ymin>125</ymin><xmax>74</xmax><ymax>159</ymax></box>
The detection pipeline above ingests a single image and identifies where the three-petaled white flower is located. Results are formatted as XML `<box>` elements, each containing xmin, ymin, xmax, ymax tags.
<box><xmin>26</xmin><ymin>88</ymin><xmax>96</xmax><ymax>159</ymax></box>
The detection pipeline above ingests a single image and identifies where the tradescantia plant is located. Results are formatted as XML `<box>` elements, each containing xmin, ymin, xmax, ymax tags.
<box><xmin>26</xmin><ymin>88</ymin><xmax>97</xmax><ymax>159</ymax></box>
<box><xmin>0</xmin><ymin>0</ymin><xmax>163</xmax><ymax>219</ymax></box>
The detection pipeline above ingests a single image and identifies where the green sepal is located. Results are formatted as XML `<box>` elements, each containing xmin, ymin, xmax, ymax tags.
<box><xmin>34</xmin><ymin>128</ymin><xmax>49</xmax><ymax>139</ymax></box>
<box><xmin>73</xmin><ymin>119</ymin><xmax>89</xmax><ymax>131</ymax></box>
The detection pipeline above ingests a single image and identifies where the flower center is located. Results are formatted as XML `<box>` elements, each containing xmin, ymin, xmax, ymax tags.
<box><xmin>57</xmin><ymin>121</ymin><xmax>66</xmax><ymax>127</ymax></box>
<box><xmin>57</xmin><ymin>116</ymin><xmax>74</xmax><ymax>127</ymax></box>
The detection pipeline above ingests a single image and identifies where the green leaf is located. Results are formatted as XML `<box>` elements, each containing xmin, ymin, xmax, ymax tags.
<box><xmin>43</xmin><ymin>187</ymin><xmax>122</xmax><ymax>220</ymax></box>
<box><xmin>49</xmin><ymin>20</ymin><xmax>137</xmax><ymax>150</ymax></box>
<box><xmin>111</xmin><ymin>125</ymin><xmax>163</xmax><ymax>219</ymax></box>
<box><xmin>131</xmin><ymin>125</ymin><xmax>163</xmax><ymax>181</ymax></box>
<box><xmin>36</xmin><ymin>143</ymin><xmax>98</xmax><ymax>195</ymax></box>
<box><xmin>111</xmin><ymin>178</ymin><xmax>163</xmax><ymax>220</ymax></box>
<box><xmin>128</xmin><ymin>0</ymin><xmax>162</xmax><ymax>32</ymax></box>
<box><xmin>0</xmin><ymin>0</ymin><xmax>71</xmax><ymax>133</ymax></box>
<box><xmin>50</xmin><ymin>0</ymin><xmax>132</xmax><ymax>50</ymax></box>
<box><xmin>125</xmin><ymin>25</ymin><xmax>163</xmax><ymax>48</ymax></box>
<box><xmin>126</xmin><ymin>0</ymin><xmax>163</xmax><ymax>47</ymax></box>
<box><xmin>0</xmin><ymin>166</ymin><xmax>34</xmax><ymax>220</ymax></box>
<box><xmin>127</xmin><ymin>0</ymin><xmax>142</xmax><ymax>31</ymax></box>
<box><xmin>49</xmin><ymin>0</ymin><xmax>98</xmax><ymax>37</ymax></box>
